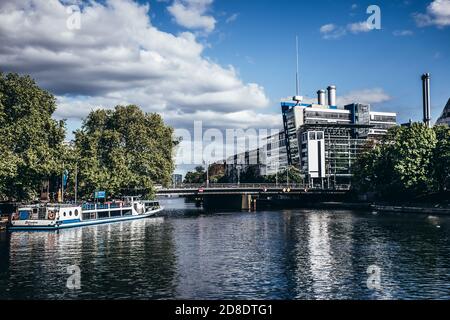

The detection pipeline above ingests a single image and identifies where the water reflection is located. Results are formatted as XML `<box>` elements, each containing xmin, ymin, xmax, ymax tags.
<box><xmin>1</xmin><ymin>198</ymin><xmax>450</xmax><ymax>299</ymax></box>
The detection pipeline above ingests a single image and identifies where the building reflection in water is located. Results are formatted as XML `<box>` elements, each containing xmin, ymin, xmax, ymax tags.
<box><xmin>2</xmin><ymin>202</ymin><xmax>450</xmax><ymax>299</ymax></box>
<box><xmin>172</xmin><ymin>212</ymin><xmax>290</xmax><ymax>299</ymax></box>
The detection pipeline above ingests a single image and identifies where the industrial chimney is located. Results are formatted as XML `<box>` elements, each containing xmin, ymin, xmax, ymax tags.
<box><xmin>421</xmin><ymin>73</ymin><xmax>431</xmax><ymax>128</ymax></box>
<box><xmin>317</xmin><ymin>89</ymin><xmax>326</xmax><ymax>105</ymax></box>
<box><xmin>327</xmin><ymin>85</ymin><xmax>336</xmax><ymax>106</ymax></box>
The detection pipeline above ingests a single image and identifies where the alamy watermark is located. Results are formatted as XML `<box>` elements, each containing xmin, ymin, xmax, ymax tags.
<box><xmin>367</xmin><ymin>265</ymin><xmax>382</xmax><ymax>291</ymax></box>
<box><xmin>174</xmin><ymin>121</ymin><xmax>279</xmax><ymax>166</ymax></box>
<box><xmin>66</xmin><ymin>265</ymin><xmax>81</xmax><ymax>290</ymax></box>
<box><xmin>366</xmin><ymin>5</ymin><xmax>381</xmax><ymax>30</ymax></box>
<box><xmin>66</xmin><ymin>5</ymin><xmax>81</xmax><ymax>30</ymax></box>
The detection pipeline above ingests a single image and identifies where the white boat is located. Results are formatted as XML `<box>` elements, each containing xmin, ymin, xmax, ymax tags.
<box><xmin>7</xmin><ymin>197</ymin><xmax>163</xmax><ymax>231</ymax></box>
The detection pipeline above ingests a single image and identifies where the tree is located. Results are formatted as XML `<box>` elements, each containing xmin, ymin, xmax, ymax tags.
<box><xmin>183</xmin><ymin>166</ymin><xmax>206</xmax><ymax>184</ymax></box>
<box><xmin>353</xmin><ymin>123</ymin><xmax>437</xmax><ymax>200</ymax></box>
<box><xmin>74</xmin><ymin>105</ymin><xmax>175</xmax><ymax>199</ymax></box>
<box><xmin>265</xmin><ymin>166</ymin><xmax>303</xmax><ymax>184</ymax></box>
<box><xmin>0</xmin><ymin>72</ymin><xmax>66</xmax><ymax>201</ymax></box>
<box><xmin>432</xmin><ymin>125</ymin><xmax>450</xmax><ymax>192</ymax></box>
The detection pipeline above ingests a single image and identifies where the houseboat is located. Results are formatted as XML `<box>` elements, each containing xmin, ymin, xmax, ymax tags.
<box><xmin>7</xmin><ymin>197</ymin><xmax>163</xmax><ymax>231</ymax></box>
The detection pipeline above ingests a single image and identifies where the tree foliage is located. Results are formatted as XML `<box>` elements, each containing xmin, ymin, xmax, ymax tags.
<box><xmin>183</xmin><ymin>166</ymin><xmax>206</xmax><ymax>184</ymax></box>
<box><xmin>74</xmin><ymin>105</ymin><xmax>175</xmax><ymax>199</ymax></box>
<box><xmin>353</xmin><ymin>123</ymin><xmax>450</xmax><ymax>200</ymax></box>
<box><xmin>432</xmin><ymin>125</ymin><xmax>450</xmax><ymax>192</ymax></box>
<box><xmin>265</xmin><ymin>166</ymin><xmax>303</xmax><ymax>184</ymax></box>
<box><xmin>0</xmin><ymin>72</ymin><xmax>66</xmax><ymax>201</ymax></box>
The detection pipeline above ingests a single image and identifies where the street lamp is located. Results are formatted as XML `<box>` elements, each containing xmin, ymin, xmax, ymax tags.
<box><xmin>275</xmin><ymin>162</ymin><xmax>279</xmax><ymax>187</ymax></box>
<box><xmin>286</xmin><ymin>165</ymin><xmax>289</xmax><ymax>187</ymax></box>
<box><xmin>203</xmin><ymin>160</ymin><xmax>210</xmax><ymax>188</ymax></box>
<box><xmin>236</xmin><ymin>165</ymin><xmax>242</xmax><ymax>186</ymax></box>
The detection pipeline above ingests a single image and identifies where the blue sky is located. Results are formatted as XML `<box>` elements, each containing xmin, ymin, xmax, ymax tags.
<box><xmin>149</xmin><ymin>0</ymin><xmax>450</xmax><ymax>122</ymax></box>
<box><xmin>0</xmin><ymin>0</ymin><xmax>449</xmax><ymax>136</ymax></box>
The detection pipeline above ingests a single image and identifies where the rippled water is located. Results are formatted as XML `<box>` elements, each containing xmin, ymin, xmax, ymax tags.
<box><xmin>1</xmin><ymin>198</ymin><xmax>450</xmax><ymax>300</ymax></box>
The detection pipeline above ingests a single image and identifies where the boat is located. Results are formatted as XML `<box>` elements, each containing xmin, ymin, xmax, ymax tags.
<box><xmin>7</xmin><ymin>197</ymin><xmax>163</xmax><ymax>231</ymax></box>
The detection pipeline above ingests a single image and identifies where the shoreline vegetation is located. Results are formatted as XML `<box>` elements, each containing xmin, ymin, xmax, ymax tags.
<box><xmin>0</xmin><ymin>72</ymin><xmax>177</xmax><ymax>204</ymax></box>
<box><xmin>1</xmin><ymin>72</ymin><xmax>449</xmax><ymax>218</ymax></box>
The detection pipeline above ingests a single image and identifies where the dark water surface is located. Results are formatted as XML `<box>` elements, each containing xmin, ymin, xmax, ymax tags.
<box><xmin>1</xmin><ymin>198</ymin><xmax>450</xmax><ymax>300</ymax></box>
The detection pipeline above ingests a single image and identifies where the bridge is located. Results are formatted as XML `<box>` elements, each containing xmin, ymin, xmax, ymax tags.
<box><xmin>156</xmin><ymin>183</ymin><xmax>350</xmax><ymax>196</ymax></box>
<box><xmin>156</xmin><ymin>183</ymin><xmax>351</xmax><ymax>210</ymax></box>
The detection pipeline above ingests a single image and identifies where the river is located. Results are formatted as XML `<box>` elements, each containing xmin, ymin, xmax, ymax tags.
<box><xmin>0</xmin><ymin>198</ymin><xmax>449</xmax><ymax>300</ymax></box>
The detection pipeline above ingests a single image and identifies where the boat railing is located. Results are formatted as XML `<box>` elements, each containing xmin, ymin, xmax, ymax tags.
<box><xmin>81</xmin><ymin>202</ymin><xmax>130</xmax><ymax>211</ymax></box>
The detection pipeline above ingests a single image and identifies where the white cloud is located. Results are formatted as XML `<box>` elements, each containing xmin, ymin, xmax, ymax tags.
<box><xmin>337</xmin><ymin>88</ymin><xmax>391</xmax><ymax>106</ymax></box>
<box><xmin>414</xmin><ymin>0</ymin><xmax>450</xmax><ymax>28</ymax></box>
<box><xmin>347</xmin><ymin>21</ymin><xmax>372</xmax><ymax>33</ymax></box>
<box><xmin>0</xmin><ymin>0</ymin><xmax>273</xmax><ymax>131</ymax></box>
<box><xmin>168</xmin><ymin>0</ymin><xmax>216</xmax><ymax>33</ymax></box>
<box><xmin>320</xmin><ymin>23</ymin><xmax>336</xmax><ymax>33</ymax></box>
<box><xmin>392</xmin><ymin>29</ymin><xmax>414</xmax><ymax>36</ymax></box>
<box><xmin>319</xmin><ymin>23</ymin><xmax>347</xmax><ymax>39</ymax></box>
<box><xmin>320</xmin><ymin>20</ymin><xmax>375</xmax><ymax>39</ymax></box>
<box><xmin>225</xmin><ymin>13</ymin><xmax>239</xmax><ymax>24</ymax></box>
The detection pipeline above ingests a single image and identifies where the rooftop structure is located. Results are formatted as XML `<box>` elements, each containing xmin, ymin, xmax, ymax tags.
<box><xmin>436</xmin><ymin>98</ymin><xmax>450</xmax><ymax>126</ymax></box>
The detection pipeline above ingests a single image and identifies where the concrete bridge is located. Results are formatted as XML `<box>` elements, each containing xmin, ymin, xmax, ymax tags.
<box><xmin>156</xmin><ymin>183</ymin><xmax>351</xmax><ymax>210</ymax></box>
<box><xmin>156</xmin><ymin>183</ymin><xmax>350</xmax><ymax>196</ymax></box>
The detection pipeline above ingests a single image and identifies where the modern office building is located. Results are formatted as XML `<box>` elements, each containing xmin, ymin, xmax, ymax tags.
<box><xmin>172</xmin><ymin>174</ymin><xmax>183</xmax><ymax>187</ymax></box>
<box><xmin>265</xmin><ymin>130</ymin><xmax>288</xmax><ymax>176</ymax></box>
<box><xmin>436</xmin><ymin>98</ymin><xmax>450</xmax><ymax>126</ymax></box>
<box><xmin>282</xmin><ymin>85</ymin><xmax>397</xmax><ymax>186</ymax></box>
<box><xmin>222</xmin><ymin>84</ymin><xmax>397</xmax><ymax>185</ymax></box>
<box><xmin>224</xmin><ymin>147</ymin><xmax>267</xmax><ymax>181</ymax></box>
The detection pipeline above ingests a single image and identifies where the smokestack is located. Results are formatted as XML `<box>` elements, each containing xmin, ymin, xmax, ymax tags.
<box><xmin>317</xmin><ymin>89</ymin><xmax>326</xmax><ymax>105</ymax></box>
<box><xmin>421</xmin><ymin>73</ymin><xmax>431</xmax><ymax>128</ymax></box>
<box><xmin>327</xmin><ymin>85</ymin><xmax>336</xmax><ymax>106</ymax></box>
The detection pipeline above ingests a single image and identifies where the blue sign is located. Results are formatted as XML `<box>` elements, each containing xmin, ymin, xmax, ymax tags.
<box><xmin>95</xmin><ymin>191</ymin><xmax>106</xmax><ymax>199</ymax></box>
<box><xmin>63</xmin><ymin>170</ymin><xmax>69</xmax><ymax>187</ymax></box>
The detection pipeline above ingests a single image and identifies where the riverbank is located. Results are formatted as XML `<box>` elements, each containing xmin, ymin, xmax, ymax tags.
<box><xmin>0</xmin><ymin>217</ymin><xmax>7</xmax><ymax>231</ymax></box>
<box><xmin>372</xmin><ymin>204</ymin><xmax>450</xmax><ymax>215</ymax></box>
<box><xmin>256</xmin><ymin>197</ymin><xmax>450</xmax><ymax>215</ymax></box>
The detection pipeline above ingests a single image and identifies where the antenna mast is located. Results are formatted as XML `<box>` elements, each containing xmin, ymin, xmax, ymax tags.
<box><xmin>296</xmin><ymin>35</ymin><xmax>299</xmax><ymax>96</ymax></box>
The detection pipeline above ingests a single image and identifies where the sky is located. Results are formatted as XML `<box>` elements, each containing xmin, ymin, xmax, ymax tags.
<box><xmin>0</xmin><ymin>0</ymin><xmax>449</xmax><ymax>173</ymax></box>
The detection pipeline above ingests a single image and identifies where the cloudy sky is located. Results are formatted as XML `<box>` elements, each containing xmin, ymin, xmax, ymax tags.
<box><xmin>0</xmin><ymin>0</ymin><xmax>449</xmax><ymax>169</ymax></box>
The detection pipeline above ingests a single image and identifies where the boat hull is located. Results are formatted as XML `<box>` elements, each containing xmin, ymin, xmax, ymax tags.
<box><xmin>8</xmin><ymin>207</ymin><xmax>164</xmax><ymax>231</ymax></box>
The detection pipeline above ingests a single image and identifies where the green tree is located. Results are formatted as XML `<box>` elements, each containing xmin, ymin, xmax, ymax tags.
<box><xmin>432</xmin><ymin>125</ymin><xmax>450</xmax><ymax>192</ymax></box>
<box><xmin>74</xmin><ymin>105</ymin><xmax>175</xmax><ymax>199</ymax></box>
<box><xmin>0</xmin><ymin>72</ymin><xmax>66</xmax><ymax>201</ymax></box>
<box><xmin>353</xmin><ymin>123</ymin><xmax>437</xmax><ymax>199</ymax></box>
<box><xmin>265</xmin><ymin>165</ymin><xmax>303</xmax><ymax>184</ymax></box>
<box><xmin>183</xmin><ymin>166</ymin><xmax>206</xmax><ymax>184</ymax></box>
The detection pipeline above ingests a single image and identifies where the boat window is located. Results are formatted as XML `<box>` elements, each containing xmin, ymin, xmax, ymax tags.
<box><xmin>75</xmin><ymin>209</ymin><xmax>79</xmax><ymax>216</ymax></box>
<box><xmin>69</xmin><ymin>211</ymin><xmax>72</xmax><ymax>216</ymax></box>
<box><xmin>63</xmin><ymin>212</ymin><xmax>66</xmax><ymax>217</ymax></box>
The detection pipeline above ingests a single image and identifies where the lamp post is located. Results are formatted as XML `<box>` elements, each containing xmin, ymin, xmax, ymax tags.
<box><xmin>74</xmin><ymin>162</ymin><xmax>78</xmax><ymax>204</ymax></box>
<box><xmin>206</xmin><ymin>161</ymin><xmax>209</xmax><ymax>188</ymax></box>
<box><xmin>203</xmin><ymin>160</ymin><xmax>210</xmax><ymax>188</ymax></box>
<box><xmin>236</xmin><ymin>165</ymin><xmax>242</xmax><ymax>186</ymax></box>
<box><xmin>61</xmin><ymin>162</ymin><xmax>64</xmax><ymax>203</ymax></box>
<box><xmin>286</xmin><ymin>165</ymin><xmax>289</xmax><ymax>187</ymax></box>
<box><xmin>275</xmin><ymin>162</ymin><xmax>279</xmax><ymax>187</ymax></box>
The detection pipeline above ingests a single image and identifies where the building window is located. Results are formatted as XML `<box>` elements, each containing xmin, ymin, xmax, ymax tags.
<box><xmin>309</xmin><ymin>132</ymin><xmax>316</xmax><ymax>140</ymax></box>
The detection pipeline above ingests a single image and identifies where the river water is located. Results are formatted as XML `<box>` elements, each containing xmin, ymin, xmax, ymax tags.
<box><xmin>1</xmin><ymin>198</ymin><xmax>449</xmax><ymax>300</ymax></box>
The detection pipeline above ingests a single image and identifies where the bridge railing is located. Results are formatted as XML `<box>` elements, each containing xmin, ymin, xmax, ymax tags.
<box><xmin>162</xmin><ymin>183</ymin><xmax>351</xmax><ymax>191</ymax></box>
